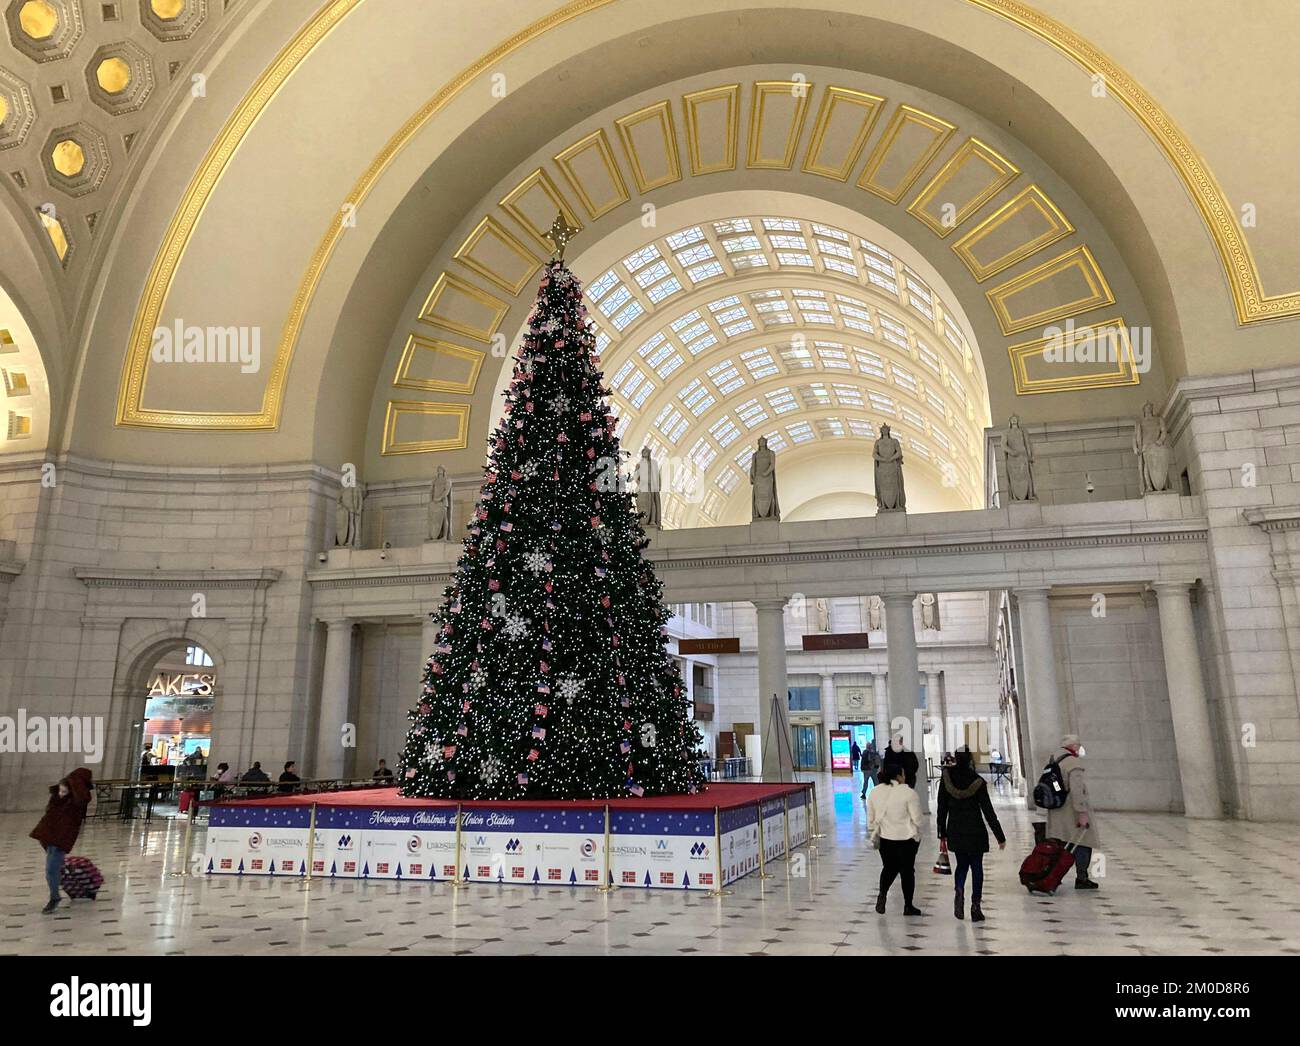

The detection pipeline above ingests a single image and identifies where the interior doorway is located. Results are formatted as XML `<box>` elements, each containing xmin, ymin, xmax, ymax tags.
<box><xmin>134</xmin><ymin>643</ymin><xmax>218</xmax><ymax>787</ymax></box>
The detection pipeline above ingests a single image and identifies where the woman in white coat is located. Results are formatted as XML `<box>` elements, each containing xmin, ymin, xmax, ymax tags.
<box><xmin>1044</xmin><ymin>734</ymin><xmax>1101</xmax><ymax>889</ymax></box>
<box><xmin>867</xmin><ymin>763</ymin><xmax>924</xmax><ymax>915</ymax></box>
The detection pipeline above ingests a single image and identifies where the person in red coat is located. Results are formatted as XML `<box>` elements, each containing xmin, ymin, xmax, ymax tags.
<box><xmin>30</xmin><ymin>767</ymin><xmax>93</xmax><ymax>913</ymax></box>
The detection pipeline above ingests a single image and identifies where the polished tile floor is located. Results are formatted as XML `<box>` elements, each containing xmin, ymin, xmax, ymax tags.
<box><xmin>3</xmin><ymin>773</ymin><xmax>1297</xmax><ymax>956</ymax></box>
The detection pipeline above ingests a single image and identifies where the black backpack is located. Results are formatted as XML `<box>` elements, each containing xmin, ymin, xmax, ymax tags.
<box><xmin>1033</xmin><ymin>757</ymin><xmax>1069</xmax><ymax>810</ymax></box>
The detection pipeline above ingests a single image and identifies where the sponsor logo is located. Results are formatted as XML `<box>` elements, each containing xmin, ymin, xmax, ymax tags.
<box><xmin>580</xmin><ymin>838</ymin><xmax>597</xmax><ymax>858</ymax></box>
<box><xmin>689</xmin><ymin>842</ymin><xmax>709</xmax><ymax>858</ymax></box>
<box><xmin>247</xmin><ymin>833</ymin><xmax>262</xmax><ymax>851</ymax></box>
<box><xmin>407</xmin><ymin>836</ymin><xmax>420</xmax><ymax>853</ymax></box>
<box><xmin>613</xmin><ymin>844</ymin><xmax>647</xmax><ymax>856</ymax></box>
<box><xmin>505</xmin><ymin>838</ymin><xmax>522</xmax><ymax>853</ymax></box>
<box><xmin>655</xmin><ymin>839</ymin><xmax>668</xmax><ymax>850</ymax></box>
<box><xmin>337</xmin><ymin>835</ymin><xmax>353</xmax><ymax>849</ymax></box>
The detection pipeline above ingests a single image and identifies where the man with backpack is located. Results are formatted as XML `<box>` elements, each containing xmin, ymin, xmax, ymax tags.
<box><xmin>1037</xmin><ymin>734</ymin><xmax>1100</xmax><ymax>890</ymax></box>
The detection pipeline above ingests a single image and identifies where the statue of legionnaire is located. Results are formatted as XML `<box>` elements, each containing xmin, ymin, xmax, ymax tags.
<box><xmin>1134</xmin><ymin>401</ymin><xmax>1173</xmax><ymax>493</ymax></box>
<box><xmin>1004</xmin><ymin>415</ymin><xmax>1036</xmax><ymax>502</ymax></box>
<box><xmin>867</xmin><ymin>595</ymin><xmax>884</xmax><ymax>631</ymax></box>
<box><xmin>873</xmin><ymin>423</ymin><xmax>906</xmax><ymax>512</ymax></box>
<box><xmin>336</xmin><ymin>482</ymin><xmax>365</xmax><ymax>548</ymax></box>
<box><xmin>919</xmin><ymin>592</ymin><xmax>941</xmax><ymax>631</ymax></box>
<box><xmin>636</xmin><ymin>447</ymin><xmax>661</xmax><ymax>527</ymax></box>
<box><xmin>749</xmin><ymin>436</ymin><xmax>780</xmax><ymax>520</ymax></box>
<box><xmin>813</xmin><ymin>598</ymin><xmax>831</xmax><ymax>633</ymax></box>
<box><xmin>428</xmin><ymin>466</ymin><xmax>453</xmax><ymax>541</ymax></box>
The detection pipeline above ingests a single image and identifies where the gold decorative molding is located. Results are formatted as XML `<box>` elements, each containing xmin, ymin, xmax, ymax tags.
<box><xmin>682</xmin><ymin>84</ymin><xmax>739</xmax><ymax>176</ymax></box>
<box><xmin>418</xmin><ymin>273</ymin><xmax>508</xmax><ymax>342</ymax></box>
<box><xmin>986</xmin><ymin>245</ymin><xmax>1115</xmax><ymax>335</ymax></box>
<box><xmin>381</xmin><ymin>400</ymin><xmax>470</xmax><ymax>455</ymax></box>
<box><xmin>746</xmin><ymin>80</ymin><xmax>812</xmax><ymax>170</ymax></box>
<box><xmin>116</xmin><ymin>0</ymin><xmax>363</xmax><ymax>430</ymax></box>
<box><xmin>452</xmin><ymin>215</ymin><xmax>542</xmax><ymax>296</ymax></box>
<box><xmin>802</xmin><ymin>86</ymin><xmax>884</xmax><ymax>181</ymax></box>
<box><xmin>553</xmin><ymin>128</ymin><xmax>629</xmax><ymax>220</ymax></box>
<box><xmin>393</xmin><ymin>334</ymin><xmax>484</xmax><ymax>394</ymax></box>
<box><xmin>906</xmin><ymin>137</ymin><xmax>1019</xmax><ymax>238</ymax></box>
<box><xmin>858</xmin><ymin>104</ymin><xmax>956</xmax><ymax>204</ymax></box>
<box><xmin>951</xmin><ymin>184</ymin><xmax>1074</xmax><ymax>281</ymax></box>
<box><xmin>499</xmin><ymin>168</ymin><xmax>582</xmax><ymax>252</ymax></box>
<box><xmin>614</xmin><ymin>99</ymin><xmax>681</xmax><ymax>193</ymax></box>
<box><xmin>1006</xmin><ymin>315</ymin><xmax>1141</xmax><ymax>394</ymax></box>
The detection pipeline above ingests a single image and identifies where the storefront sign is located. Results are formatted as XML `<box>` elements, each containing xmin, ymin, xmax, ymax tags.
<box><xmin>801</xmin><ymin>632</ymin><xmax>870</xmax><ymax>651</ymax></box>
<box><xmin>677</xmin><ymin>638</ymin><xmax>740</xmax><ymax>655</ymax></box>
<box><xmin>147</xmin><ymin>673</ymin><xmax>215</xmax><ymax>697</ymax></box>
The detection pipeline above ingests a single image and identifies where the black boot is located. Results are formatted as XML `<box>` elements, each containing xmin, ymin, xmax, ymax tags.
<box><xmin>1075</xmin><ymin>877</ymin><xmax>1099</xmax><ymax>890</ymax></box>
<box><xmin>903</xmin><ymin>900</ymin><xmax>924</xmax><ymax>916</ymax></box>
<box><xmin>970</xmin><ymin>899</ymin><xmax>985</xmax><ymax>922</ymax></box>
<box><xmin>954</xmin><ymin>888</ymin><xmax>964</xmax><ymax>920</ymax></box>
<box><xmin>41</xmin><ymin>898</ymin><xmax>59</xmax><ymax>914</ymax></box>
<box><xmin>875</xmin><ymin>892</ymin><xmax>886</xmax><ymax>914</ymax></box>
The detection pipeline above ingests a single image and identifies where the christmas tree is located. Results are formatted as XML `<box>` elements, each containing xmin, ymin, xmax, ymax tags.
<box><xmin>397</xmin><ymin>224</ymin><xmax>705</xmax><ymax>800</ymax></box>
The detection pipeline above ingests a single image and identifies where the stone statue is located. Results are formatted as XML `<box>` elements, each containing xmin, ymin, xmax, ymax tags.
<box><xmin>428</xmin><ymin>465</ymin><xmax>453</xmax><ymax>541</ymax></box>
<box><xmin>1003</xmin><ymin>415</ymin><xmax>1036</xmax><ymax>502</ymax></box>
<box><xmin>919</xmin><ymin>592</ymin><xmax>941</xmax><ymax>631</ymax></box>
<box><xmin>1134</xmin><ymin>401</ymin><xmax>1173</xmax><ymax>493</ymax></box>
<box><xmin>635</xmin><ymin>447</ymin><xmax>661</xmax><ymax>527</ymax></box>
<box><xmin>335</xmin><ymin>482</ymin><xmax>365</xmax><ymax>548</ymax></box>
<box><xmin>749</xmin><ymin>436</ymin><xmax>780</xmax><ymax>520</ymax></box>
<box><xmin>813</xmin><ymin>598</ymin><xmax>831</xmax><ymax>633</ymax></box>
<box><xmin>873</xmin><ymin>423</ymin><xmax>906</xmax><ymax>512</ymax></box>
<box><xmin>867</xmin><ymin>595</ymin><xmax>884</xmax><ymax>631</ymax></box>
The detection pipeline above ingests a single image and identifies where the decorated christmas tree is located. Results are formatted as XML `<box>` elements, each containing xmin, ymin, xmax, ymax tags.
<box><xmin>397</xmin><ymin>221</ymin><xmax>705</xmax><ymax>800</ymax></box>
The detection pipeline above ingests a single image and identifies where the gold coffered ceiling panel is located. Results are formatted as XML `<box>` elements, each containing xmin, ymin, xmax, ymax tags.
<box><xmin>802</xmin><ymin>86</ymin><xmax>884</xmax><ymax>181</ymax></box>
<box><xmin>907</xmin><ymin>137</ymin><xmax>1020</xmax><ymax>237</ymax></box>
<box><xmin>553</xmin><ymin>128</ymin><xmax>628</xmax><ymax>220</ymax></box>
<box><xmin>393</xmin><ymin>334</ymin><xmax>484</xmax><ymax>394</ymax></box>
<box><xmin>382</xmin><ymin>400</ymin><xmax>470</xmax><ymax>456</ymax></box>
<box><xmin>858</xmin><ymin>105</ymin><xmax>956</xmax><ymax>204</ymax></box>
<box><xmin>614</xmin><ymin>100</ymin><xmax>681</xmax><ymax>193</ymax></box>
<box><xmin>986</xmin><ymin>245</ymin><xmax>1115</xmax><ymax>335</ymax></box>
<box><xmin>746</xmin><ymin>81</ymin><xmax>811</xmax><ymax>169</ymax></box>
<box><xmin>1007</xmin><ymin>317</ymin><xmax>1141</xmax><ymax>394</ymax></box>
<box><xmin>418</xmin><ymin>273</ymin><xmax>508</xmax><ymax>342</ymax></box>
<box><xmin>952</xmin><ymin>185</ymin><xmax>1074</xmax><ymax>281</ymax></box>
<box><xmin>453</xmin><ymin>215</ymin><xmax>542</xmax><ymax>296</ymax></box>
<box><xmin>499</xmin><ymin>168</ymin><xmax>582</xmax><ymax>252</ymax></box>
<box><xmin>683</xmin><ymin>85</ymin><xmax>739</xmax><ymax>176</ymax></box>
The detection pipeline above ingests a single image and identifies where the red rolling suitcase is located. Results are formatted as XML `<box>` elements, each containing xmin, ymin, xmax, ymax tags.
<box><xmin>1019</xmin><ymin>832</ymin><xmax>1083</xmax><ymax>895</ymax></box>
<box><xmin>60</xmin><ymin>856</ymin><xmax>104</xmax><ymax>900</ymax></box>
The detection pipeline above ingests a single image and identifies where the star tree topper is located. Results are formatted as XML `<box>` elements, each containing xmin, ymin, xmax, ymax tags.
<box><xmin>546</xmin><ymin>212</ymin><xmax>579</xmax><ymax>260</ymax></box>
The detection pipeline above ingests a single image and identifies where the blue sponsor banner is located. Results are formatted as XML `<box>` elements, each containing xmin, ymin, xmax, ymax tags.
<box><xmin>208</xmin><ymin>804</ymin><xmax>313</xmax><ymax>829</ymax></box>
<box><xmin>337</xmin><ymin>806</ymin><xmax>457</xmax><ymax>832</ymax></box>
<box><xmin>461</xmin><ymin>806</ymin><xmax>605</xmax><ymax>835</ymax></box>
<box><xmin>719</xmin><ymin>804</ymin><xmax>759</xmax><ymax>834</ymax></box>
<box><xmin>611</xmin><ymin>809</ymin><xmax>714</xmax><ymax>837</ymax></box>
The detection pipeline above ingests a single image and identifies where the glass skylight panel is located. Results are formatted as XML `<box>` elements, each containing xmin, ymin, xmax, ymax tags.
<box><xmin>761</xmin><ymin>309</ymin><xmax>792</xmax><ymax>323</ymax></box>
<box><xmin>722</xmin><ymin>235</ymin><xmax>762</xmax><ymax>253</ymax></box>
<box><xmin>812</xmin><ymin>223</ymin><xmax>849</xmax><ymax>241</ymax></box>
<box><xmin>714</xmin><ymin>306</ymin><xmax>747</xmax><ymax>324</ymax></box>
<box><xmin>679</xmin><ymin>378</ymin><xmax>715</xmax><ymax>416</ymax></box>
<box><xmin>731</xmin><ymin>254</ymin><xmax>769</xmax><ymax>269</ymax></box>
<box><xmin>723</xmin><ymin>319</ymin><xmax>755</xmax><ymax>337</ymax></box>
<box><xmin>908</xmin><ymin>293</ymin><xmax>935</xmax><ymax>321</ymax></box>
<box><xmin>818</xmin><ymin>418</ymin><xmax>846</xmax><ymax>438</ymax></box>
<box><xmin>636</xmin><ymin>332</ymin><xmax>665</xmax><ymax>358</ymax></box>
<box><xmin>657</xmin><ymin>353</ymin><xmax>684</xmax><ymax>379</ymax></box>
<box><xmin>795</xmin><ymin>298</ymin><xmax>830</xmax><ymax>311</ymax></box>
<box><xmin>879</xmin><ymin>314</ymin><xmax>909</xmax><ymax>350</ymax></box>
<box><xmin>611</xmin><ymin>360</ymin><xmax>635</xmax><ymax>391</ymax></box>
<box><xmin>688</xmin><ymin>437</ymin><xmax>718</xmax><ymax>471</ymax></box>
<box><xmin>931</xmin><ymin>429</ymin><xmax>951</xmax><ymax>453</ymax></box>
<box><xmin>669</xmin><ymin>416</ymin><xmax>689</xmax><ymax>442</ymax></box>
<box><xmin>645</xmin><ymin>340</ymin><xmax>674</xmax><ymax>368</ymax></box>
<box><xmin>868</xmin><ymin>391</ymin><xmax>896</xmax><ymax>414</ymax></box>
<box><xmin>598</xmin><ymin>283</ymin><xmax>632</xmax><ymax>316</ymax></box>
<box><xmin>769</xmin><ymin>234</ymin><xmax>809</xmax><ymax>250</ymax></box>
<box><xmin>716</xmin><ymin>465</ymin><xmax>741</xmax><ymax>494</ymax></box>
<box><xmin>860</xmin><ymin>238</ymin><xmax>893</xmax><ymax>264</ymax></box>
<box><xmin>891</xmin><ymin>365</ymin><xmax>918</xmax><ymax>393</ymax></box>
<box><xmin>735</xmin><ymin>398</ymin><xmax>768</xmax><ymax>427</ymax></box>
<box><xmin>701</xmin><ymin>489</ymin><xmax>723</xmax><ymax>520</ymax></box>
<box><xmin>949</xmin><ymin>376</ymin><xmax>967</xmax><ymax>404</ymax></box>
<box><xmin>654</xmin><ymin>403</ymin><xmax>681</xmax><ymax>435</ymax></box>
<box><xmin>687</xmin><ymin>261</ymin><xmax>725</xmax><ymax>283</ymax></box>
<box><xmin>630</xmin><ymin>380</ymin><xmax>655</xmax><ymax>409</ymax></box>
<box><xmin>788</xmin><ymin>421</ymin><xmax>815</xmax><ymax>444</ymax></box>
<box><xmin>801</xmin><ymin>311</ymin><xmax>834</xmax><ymax>324</ymax></box>
<box><xmin>713</xmin><ymin>218</ymin><xmax>753</xmax><ymax>235</ymax></box>
<box><xmin>633</xmin><ymin>259</ymin><xmax>671</xmax><ymax>287</ymax></box>
<box><xmin>836</xmin><ymin>293</ymin><xmax>870</xmax><ymax>309</ymax></box>
<box><xmin>926</xmin><ymin>390</ymin><xmax>947</xmax><ymax>415</ymax></box>
<box><xmin>709</xmin><ymin>416</ymin><xmax>740</xmax><ymax>447</ymax></box>
<box><xmin>780</xmin><ymin>347</ymin><xmax>814</xmax><ymax>369</ymax></box>
<box><xmin>749</xmin><ymin>288</ymin><xmax>784</xmax><ymax>300</ymax></box>
<box><xmin>901</xmin><ymin>404</ymin><xmax>926</xmax><ymax>429</ymax></box>
<box><xmin>741</xmin><ymin>347</ymin><xmax>778</xmax><ymax>379</ymax></box>
<box><xmin>686</xmin><ymin>333</ymin><xmax>717</xmax><ymax>355</ymax></box>
<box><xmin>943</xmin><ymin>314</ymin><xmax>965</xmax><ymax>351</ymax></box>
<box><xmin>587</xmin><ymin>269</ymin><xmax>619</xmax><ymax>300</ymax></box>
<box><xmin>917</xmin><ymin>342</ymin><xmax>942</xmax><ymax>373</ymax></box>
<box><xmin>909</xmin><ymin>439</ymin><xmax>931</xmax><ymax>460</ymax></box>
<box><xmin>707</xmin><ymin>359</ymin><xmax>744</xmax><ymax>394</ymax></box>
<box><xmin>762</xmin><ymin>217</ymin><xmax>801</xmax><ymax>232</ymax></box>
<box><xmin>799</xmin><ymin>384</ymin><xmax>830</xmax><ymax>407</ymax></box>
<box><xmin>763</xmin><ymin>431</ymin><xmax>788</xmax><ymax>452</ymax></box>
<box><xmin>832</xmin><ymin>383</ymin><xmax>863</xmax><ymax>406</ymax></box>
<box><xmin>767</xmin><ymin>388</ymin><xmax>799</xmax><ymax>414</ymax></box>
<box><xmin>623</xmin><ymin>244</ymin><xmax>662</xmax><ymax>272</ymax></box>
<box><xmin>709</xmin><ymin>295</ymin><xmax>742</xmax><ymax>311</ymax></box>
<box><xmin>613</xmin><ymin>414</ymin><xmax>631</xmax><ymax>441</ymax></box>
<box><xmin>622</xmin><ymin>368</ymin><xmax>645</xmax><ymax>397</ymax></box>
<box><xmin>847</xmin><ymin>418</ymin><xmax>875</xmax><ymax>438</ymax></box>
<box><xmin>611</xmin><ymin>301</ymin><xmax>644</xmax><ymax>330</ymax></box>
<box><xmin>669</xmin><ymin>310</ymin><xmax>701</xmax><ymax>332</ymax></box>
<box><xmin>867</xmin><ymin>270</ymin><xmax>900</xmax><ymax>295</ymax></box>
<box><xmin>676</xmin><ymin>320</ymin><xmax>708</xmax><ymax>342</ymax></box>
<box><xmin>675</xmin><ymin>244</ymin><xmax>715</xmax><ymax>266</ymax></box>
<box><xmin>594</xmin><ymin>331</ymin><xmax>611</xmax><ymax>355</ymax></box>
<box><xmin>854</xmin><ymin>350</ymin><xmax>886</xmax><ymax>378</ymax></box>
<box><xmin>666</xmin><ymin>226</ymin><xmax>704</xmax><ymax>249</ymax></box>
<box><xmin>776</xmin><ymin>252</ymin><xmax>814</xmax><ymax>267</ymax></box>
<box><xmin>646</xmin><ymin>278</ymin><xmax>682</xmax><ymax>303</ymax></box>
<box><xmin>842</xmin><ymin>318</ymin><xmax>874</xmax><ymax>335</ymax></box>
<box><xmin>754</xmin><ymin>299</ymin><xmax>788</xmax><ymax>313</ymax></box>
<box><xmin>822</xmin><ymin>257</ymin><xmax>858</xmax><ymax>277</ymax></box>
<box><xmin>817</xmin><ymin>238</ymin><xmax>853</xmax><ymax>259</ymax></box>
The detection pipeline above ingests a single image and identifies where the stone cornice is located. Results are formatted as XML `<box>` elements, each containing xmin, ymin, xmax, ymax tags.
<box><xmin>0</xmin><ymin>453</ymin><xmax>339</xmax><ymax>487</ymax></box>
<box><xmin>74</xmin><ymin>567</ymin><xmax>283</xmax><ymax>590</ymax></box>
<box><xmin>0</xmin><ymin>560</ymin><xmax>22</xmax><ymax>583</ymax></box>
<box><xmin>1243</xmin><ymin>507</ymin><xmax>1300</xmax><ymax>533</ymax></box>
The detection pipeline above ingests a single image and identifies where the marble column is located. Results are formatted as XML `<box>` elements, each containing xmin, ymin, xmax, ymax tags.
<box><xmin>315</xmin><ymin>618</ymin><xmax>355</xmax><ymax>780</ymax></box>
<box><xmin>926</xmin><ymin>669</ymin><xmax>946</xmax><ymax>749</ymax></box>
<box><xmin>1153</xmin><ymin>583</ymin><xmax>1223</xmax><ymax>819</ymax></box>
<box><xmin>872</xmin><ymin>671</ymin><xmax>889</xmax><ymax>748</ymax></box>
<box><xmin>1014</xmin><ymin>587</ymin><xmax>1063</xmax><ymax>802</ymax></box>
<box><xmin>820</xmin><ymin>670</ymin><xmax>838</xmax><ymax>731</ymax></box>
<box><xmin>753</xmin><ymin>597</ymin><xmax>791</xmax><ymax>781</ymax></box>
<box><xmin>883</xmin><ymin>593</ymin><xmax>928</xmax><ymax>812</ymax></box>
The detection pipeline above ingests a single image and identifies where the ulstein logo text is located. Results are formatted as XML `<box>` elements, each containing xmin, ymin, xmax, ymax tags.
<box><xmin>150</xmin><ymin>320</ymin><xmax>261</xmax><ymax>374</ymax></box>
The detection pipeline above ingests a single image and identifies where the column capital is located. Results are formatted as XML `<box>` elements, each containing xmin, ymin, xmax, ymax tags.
<box><xmin>1012</xmin><ymin>586</ymin><xmax>1051</xmax><ymax>603</ymax></box>
<box><xmin>1150</xmin><ymin>580</ymin><xmax>1195</xmax><ymax>599</ymax></box>
<box><xmin>321</xmin><ymin>616</ymin><xmax>354</xmax><ymax>631</ymax></box>
<box><xmin>880</xmin><ymin>592</ymin><xmax>916</xmax><ymax>607</ymax></box>
<box><xmin>751</xmin><ymin>596</ymin><xmax>789</xmax><ymax>612</ymax></box>
<box><xmin>819</xmin><ymin>669</ymin><xmax>835</xmax><ymax>680</ymax></box>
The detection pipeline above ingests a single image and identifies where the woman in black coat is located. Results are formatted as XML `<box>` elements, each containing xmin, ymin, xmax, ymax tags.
<box><xmin>936</xmin><ymin>747</ymin><xmax>1005</xmax><ymax>921</ymax></box>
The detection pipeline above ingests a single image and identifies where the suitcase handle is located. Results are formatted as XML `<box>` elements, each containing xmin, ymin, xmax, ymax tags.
<box><xmin>1061</xmin><ymin>829</ymin><xmax>1088</xmax><ymax>853</ymax></box>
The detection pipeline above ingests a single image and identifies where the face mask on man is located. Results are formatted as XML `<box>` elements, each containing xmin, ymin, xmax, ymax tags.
<box><xmin>1077</xmin><ymin>745</ymin><xmax>1086</xmax><ymax>757</ymax></box>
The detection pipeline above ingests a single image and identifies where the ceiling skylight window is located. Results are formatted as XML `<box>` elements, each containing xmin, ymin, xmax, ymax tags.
<box><xmin>762</xmin><ymin>217</ymin><xmax>801</xmax><ymax>232</ymax></box>
<box><xmin>869</xmin><ymin>391</ymin><xmax>897</xmax><ymax>414</ymax></box>
<box><xmin>722</xmin><ymin>236</ymin><xmax>761</xmax><ymax>253</ymax></box>
<box><xmin>688</xmin><ymin>437</ymin><xmax>718</xmax><ymax>472</ymax></box>
<box><xmin>709</xmin><ymin>295</ymin><xmax>742</xmax><ymax>311</ymax></box>
<box><xmin>799</xmin><ymin>384</ymin><xmax>831</xmax><ymax>408</ymax></box>
<box><xmin>842</xmin><ymin>317</ymin><xmax>873</xmax><ymax>334</ymax></box>
<box><xmin>812</xmin><ymin>223</ymin><xmax>849</xmax><ymax>241</ymax></box>
<box><xmin>802</xmin><ymin>311</ymin><xmax>835</xmax><ymax>324</ymax></box>
<box><xmin>594</xmin><ymin>331</ymin><xmax>611</xmax><ymax>355</ymax></box>
<box><xmin>931</xmin><ymin>429</ymin><xmax>951</xmax><ymax>453</ymax></box>
<box><xmin>610</xmin><ymin>360</ymin><xmax>635</xmax><ymax>391</ymax></box>
<box><xmin>763</xmin><ymin>431</ymin><xmax>789</xmax><ymax>452</ymax></box>
<box><xmin>675</xmin><ymin>244</ymin><xmax>715</xmax><ymax>266</ymax></box>
<box><xmin>796</xmin><ymin>298</ymin><xmax>830</xmax><ymax>312</ymax></box>
<box><xmin>769</xmin><ymin>234</ymin><xmax>808</xmax><ymax>250</ymax></box>
<box><xmin>734</xmin><ymin>444</ymin><xmax>756</xmax><ymax>470</ymax></box>
<box><xmin>637</xmin><ymin>331</ymin><xmax>666</xmax><ymax>356</ymax></box>
<box><xmin>909</xmin><ymin>439</ymin><xmax>931</xmax><ymax>460</ymax></box>
<box><xmin>599</xmin><ymin>284</ymin><xmax>632</xmax><ymax>316</ymax></box>
<box><xmin>655</xmin><ymin>404</ymin><xmax>689</xmax><ymax>443</ymax></box>
<box><xmin>679</xmin><ymin>378</ymin><xmax>715</xmax><ymax>416</ymax></box>
<box><xmin>646</xmin><ymin>278</ymin><xmax>683</xmax><ymax>304</ymax></box>
<box><xmin>917</xmin><ymin>341</ymin><xmax>942</xmax><ymax>374</ymax></box>
<box><xmin>741</xmin><ymin>347</ymin><xmax>778</xmax><ymax>378</ymax></box>
<box><xmin>623</xmin><ymin>244</ymin><xmax>662</xmax><ymax>272</ymax></box>
<box><xmin>901</xmin><ymin>404</ymin><xmax>926</xmax><ymax>429</ymax></box>
<box><xmin>749</xmin><ymin>288</ymin><xmax>784</xmax><ymax>300</ymax></box>
<box><xmin>709</xmin><ymin>416</ymin><xmax>741</xmax><ymax>447</ymax></box>
<box><xmin>713</xmin><ymin>218</ymin><xmax>753</xmax><ymax>235</ymax></box>
<box><xmin>687</xmin><ymin>261</ymin><xmax>725</xmax><ymax>283</ymax></box>
<box><xmin>611</xmin><ymin>301</ymin><xmax>644</xmax><ymax>330</ymax></box>
<box><xmin>686</xmin><ymin>332</ymin><xmax>718</xmax><ymax>354</ymax></box>
<box><xmin>818</xmin><ymin>418</ymin><xmax>847</xmax><ymax>438</ymax></box>
<box><xmin>723</xmin><ymin>319</ymin><xmax>755</xmax><ymax>337</ymax></box>
<box><xmin>735</xmin><ymin>398</ymin><xmax>768</xmax><ymax>427</ymax></box>
<box><xmin>879</xmin><ymin>314</ymin><xmax>909</xmax><ymax>350</ymax></box>
<box><xmin>630</xmin><ymin>380</ymin><xmax>656</xmax><ymax>409</ymax></box>
<box><xmin>700</xmin><ymin>490</ymin><xmax>723</xmax><ymax>520</ymax></box>
<box><xmin>666</xmin><ymin>226</ymin><xmax>704</xmax><ymax>249</ymax></box>
<box><xmin>622</xmin><ymin>368</ymin><xmax>645</xmax><ymax>397</ymax></box>
<box><xmin>926</xmin><ymin>390</ymin><xmax>947</xmax><ymax>415</ymax></box>
<box><xmin>891</xmin><ymin>365</ymin><xmax>918</xmax><ymax>393</ymax></box>
<box><xmin>670</xmin><ymin>310</ymin><xmax>702</xmax><ymax>332</ymax></box>
<box><xmin>767</xmin><ymin>388</ymin><xmax>799</xmax><ymax>414</ymax></box>
<box><xmin>588</xmin><ymin>269</ymin><xmax>619</xmax><ymax>300</ymax></box>
<box><xmin>731</xmin><ymin>254</ymin><xmax>769</xmax><ymax>269</ymax></box>
<box><xmin>867</xmin><ymin>269</ymin><xmax>900</xmax><ymax>295</ymax></box>
<box><xmin>949</xmin><ymin>375</ymin><xmax>967</xmax><ymax>404</ymax></box>
<box><xmin>832</xmin><ymin>383</ymin><xmax>863</xmax><ymax>406</ymax></box>
<box><xmin>823</xmin><ymin>258</ymin><xmax>858</xmax><ymax>277</ymax></box>
<box><xmin>707</xmin><ymin>359</ymin><xmax>744</xmax><ymax>394</ymax></box>
<box><xmin>676</xmin><ymin>320</ymin><xmax>708</xmax><ymax>343</ymax></box>
<box><xmin>716</xmin><ymin>465</ymin><xmax>741</xmax><ymax>494</ymax></box>
<box><xmin>634</xmin><ymin>259</ymin><xmax>672</xmax><ymax>287</ymax></box>
<box><xmin>776</xmin><ymin>252</ymin><xmax>814</xmax><ymax>267</ymax></box>
<box><xmin>847</xmin><ymin>418</ymin><xmax>875</xmax><ymax>438</ymax></box>
<box><xmin>714</xmin><ymin>306</ymin><xmax>747</xmax><ymax>324</ymax></box>
<box><xmin>788</xmin><ymin>421</ymin><xmax>815</xmax><ymax>444</ymax></box>
<box><xmin>817</xmin><ymin>238</ymin><xmax>853</xmax><ymax>259</ymax></box>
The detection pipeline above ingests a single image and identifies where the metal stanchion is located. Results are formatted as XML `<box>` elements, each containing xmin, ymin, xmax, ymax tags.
<box><xmin>169</xmin><ymin>796</ymin><xmax>198</xmax><ymax>878</ymax></box>
<box><xmin>809</xmin><ymin>780</ymin><xmax>825</xmax><ymax>840</ymax></box>
<box><xmin>451</xmin><ymin>803</ymin><xmax>467</xmax><ymax>889</ymax></box>
<box><xmin>707</xmin><ymin>806</ymin><xmax>728</xmax><ymax>897</ymax></box>
<box><xmin>783</xmin><ymin>794</ymin><xmax>793</xmax><ymax>864</ymax></box>
<box><xmin>596</xmin><ymin>804</ymin><xmax>614</xmax><ymax>893</ymax></box>
<box><xmin>754</xmin><ymin>800</ymin><xmax>772</xmax><ymax>880</ymax></box>
<box><xmin>304</xmin><ymin>802</ymin><xmax>318</xmax><ymax>881</ymax></box>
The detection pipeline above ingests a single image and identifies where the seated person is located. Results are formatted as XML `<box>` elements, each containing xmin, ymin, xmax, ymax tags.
<box><xmin>278</xmin><ymin>761</ymin><xmax>301</xmax><ymax>794</ymax></box>
<box><xmin>372</xmin><ymin>759</ymin><xmax>394</xmax><ymax>783</ymax></box>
